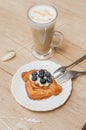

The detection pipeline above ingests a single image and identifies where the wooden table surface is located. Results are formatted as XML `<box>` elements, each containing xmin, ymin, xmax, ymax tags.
<box><xmin>0</xmin><ymin>0</ymin><xmax>86</xmax><ymax>130</ymax></box>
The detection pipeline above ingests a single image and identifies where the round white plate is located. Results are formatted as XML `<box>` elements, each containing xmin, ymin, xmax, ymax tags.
<box><xmin>11</xmin><ymin>60</ymin><xmax>72</xmax><ymax>111</ymax></box>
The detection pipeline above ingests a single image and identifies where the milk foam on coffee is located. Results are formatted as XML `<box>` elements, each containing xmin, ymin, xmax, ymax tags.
<box><xmin>29</xmin><ymin>5</ymin><xmax>57</xmax><ymax>23</ymax></box>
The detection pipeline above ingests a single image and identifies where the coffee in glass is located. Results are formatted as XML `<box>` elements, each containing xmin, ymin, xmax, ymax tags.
<box><xmin>27</xmin><ymin>4</ymin><xmax>63</xmax><ymax>59</ymax></box>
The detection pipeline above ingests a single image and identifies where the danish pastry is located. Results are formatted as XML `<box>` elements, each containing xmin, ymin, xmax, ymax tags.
<box><xmin>22</xmin><ymin>69</ymin><xmax>62</xmax><ymax>100</ymax></box>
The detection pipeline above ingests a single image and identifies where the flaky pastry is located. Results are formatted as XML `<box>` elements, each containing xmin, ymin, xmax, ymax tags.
<box><xmin>22</xmin><ymin>69</ymin><xmax>62</xmax><ymax>100</ymax></box>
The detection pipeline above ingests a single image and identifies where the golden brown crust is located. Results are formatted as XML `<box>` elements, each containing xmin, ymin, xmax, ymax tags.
<box><xmin>22</xmin><ymin>70</ymin><xmax>62</xmax><ymax>100</ymax></box>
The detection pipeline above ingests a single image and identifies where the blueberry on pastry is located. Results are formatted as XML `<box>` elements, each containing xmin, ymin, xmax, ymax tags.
<box><xmin>22</xmin><ymin>69</ymin><xmax>62</xmax><ymax>100</ymax></box>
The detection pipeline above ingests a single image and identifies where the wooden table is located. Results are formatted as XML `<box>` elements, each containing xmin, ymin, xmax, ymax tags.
<box><xmin>0</xmin><ymin>0</ymin><xmax>86</xmax><ymax>130</ymax></box>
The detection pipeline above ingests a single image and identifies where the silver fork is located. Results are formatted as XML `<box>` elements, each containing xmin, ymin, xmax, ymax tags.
<box><xmin>53</xmin><ymin>55</ymin><xmax>86</xmax><ymax>79</ymax></box>
<box><xmin>56</xmin><ymin>70</ymin><xmax>86</xmax><ymax>84</ymax></box>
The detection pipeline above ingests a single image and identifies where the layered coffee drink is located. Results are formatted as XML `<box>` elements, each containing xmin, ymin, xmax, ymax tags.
<box><xmin>28</xmin><ymin>4</ymin><xmax>57</xmax><ymax>55</ymax></box>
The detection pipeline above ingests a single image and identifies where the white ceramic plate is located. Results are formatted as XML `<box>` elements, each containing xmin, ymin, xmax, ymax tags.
<box><xmin>11</xmin><ymin>60</ymin><xmax>72</xmax><ymax>111</ymax></box>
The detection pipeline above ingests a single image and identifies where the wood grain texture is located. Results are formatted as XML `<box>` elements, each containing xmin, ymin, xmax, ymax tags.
<box><xmin>0</xmin><ymin>0</ymin><xmax>86</xmax><ymax>130</ymax></box>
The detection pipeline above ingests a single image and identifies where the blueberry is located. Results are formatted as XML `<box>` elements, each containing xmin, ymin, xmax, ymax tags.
<box><xmin>31</xmin><ymin>75</ymin><xmax>37</xmax><ymax>81</ymax></box>
<box><xmin>38</xmin><ymin>72</ymin><xmax>44</xmax><ymax>78</ymax></box>
<box><xmin>32</xmin><ymin>72</ymin><xmax>38</xmax><ymax>76</ymax></box>
<box><xmin>45</xmin><ymin>72</ymin><xmax>51</xmax><ymax>77</ymax></box>
<box><xmin>40</xmin><ymin>78</ymin><xmax>46</xmax><ymax>84</ymax></box>
<box><xmin>39</xmin><ymin>69</ymin><xmax>45</xmax><ymax>74</ymax></box>
<box><xmin>46</xmin><ymin>77</ymin><xmax>52</xmax><ymax>83</ymax></box>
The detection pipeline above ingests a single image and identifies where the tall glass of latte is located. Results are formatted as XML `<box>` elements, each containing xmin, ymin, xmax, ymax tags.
<box><xmin>27</xmin><ymin>4</ymin><xmax>63</xmax><ymax>59</ymax></box>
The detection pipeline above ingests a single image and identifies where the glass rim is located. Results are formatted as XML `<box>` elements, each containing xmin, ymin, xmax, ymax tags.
<box><xmin>27</xmin><ymin>4</ymin><xmax>58</xmax><ymax>25</ymax></box>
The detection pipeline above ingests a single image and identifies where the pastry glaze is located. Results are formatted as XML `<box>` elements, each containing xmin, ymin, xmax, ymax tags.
<box><xmin>22</xmin><ymin>70</ymin><xmax>62</xmax><ymax>100</ymax></box>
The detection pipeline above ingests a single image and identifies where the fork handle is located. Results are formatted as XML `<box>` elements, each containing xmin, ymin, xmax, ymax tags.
<box><xmin>71</xmin><ymin>70</ymin><xmax>86</xmax><ymax>77</ymax></box>
<box><xmin>66</xmin><ymin>55</ymin><xmax>86</xmax><ymax>70</ymax></box>
<box><xmin>76</xmin><ymin>71</ymin><xmax>86</xmax><ymax>75</ymax></box>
